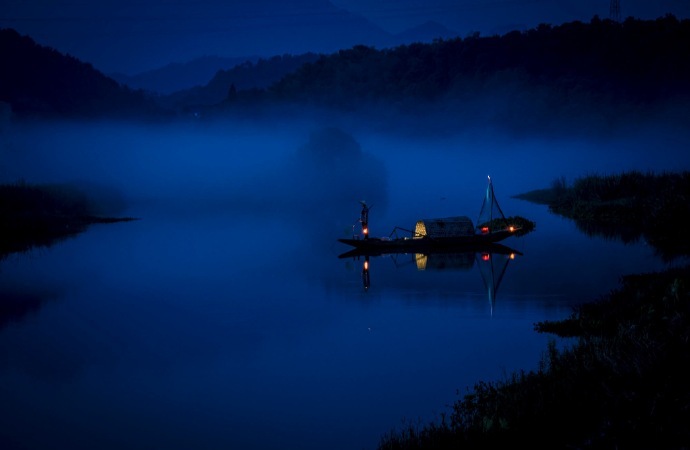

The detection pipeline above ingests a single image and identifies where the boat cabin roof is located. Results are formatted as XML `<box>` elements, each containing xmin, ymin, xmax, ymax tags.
<box><xmin>414</xmin><ymin>216</ymin><xmax>475</xmax><ymax>238</ymax></box>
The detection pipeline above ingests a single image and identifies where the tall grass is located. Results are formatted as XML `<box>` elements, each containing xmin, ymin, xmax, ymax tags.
<box><xmin>525</xmin><ymin>170</ymin><xmax>690</xmax><ymax>260</ymax></box>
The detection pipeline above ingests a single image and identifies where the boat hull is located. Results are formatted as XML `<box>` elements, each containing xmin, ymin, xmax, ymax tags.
<box><xmin>337</xmin><ymin>240</ymin><xmax>522</xmax><ymax>259</ymax></box>
<box><xmin>337</xmin><ymin>229</ymin><xmax>518</xmax><ymax>257</ymax></box>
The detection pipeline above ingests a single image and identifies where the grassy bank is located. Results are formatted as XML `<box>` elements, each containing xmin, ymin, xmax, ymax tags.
<box><xmin>379</xmin><ymin>171</ymin><xmax>690</xmax><ymax>449</ymax></box>
<box><xmin>514</xmin><ymin>171</ymin><xmax>690</xmax><ymax>260</ymax></box>
<box><xmin>0</xmin><ymin>181</ymin><xmax>136</xmax><ymax>257</ymax></box>
<box><xmin>380</xmin><ymin>265</ymin><xmax>690</xmax><ymax>449</ymax></box>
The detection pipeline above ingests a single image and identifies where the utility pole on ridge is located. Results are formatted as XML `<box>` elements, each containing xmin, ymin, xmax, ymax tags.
<box><xmin>610</xmin><ymin>0</ymin><xmax>621</xmax><ymax>22</ymax></box>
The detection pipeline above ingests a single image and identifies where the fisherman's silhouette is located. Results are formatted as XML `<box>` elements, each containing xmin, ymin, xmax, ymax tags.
<box><xmin>359</xmin><ymin>201</ymin><xmax>370</xmax><ymax>240</ymax></box>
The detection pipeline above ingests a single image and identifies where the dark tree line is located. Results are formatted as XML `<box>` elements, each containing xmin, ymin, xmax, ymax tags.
<box><xmin>211</xmin><ymin>14</ymin><xmax>690</xmax><ymax>134</ymax></box>
<box><xmin>262</xmin><ymin>15</ymin><xmax>690</xmax><ymax>108</ymax></box>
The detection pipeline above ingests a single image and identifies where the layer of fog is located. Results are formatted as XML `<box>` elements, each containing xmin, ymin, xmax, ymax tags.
<box><xmin>2</xmin><ymin>116</ymin><xmax>689</xmax><ymax>233</ymax></box>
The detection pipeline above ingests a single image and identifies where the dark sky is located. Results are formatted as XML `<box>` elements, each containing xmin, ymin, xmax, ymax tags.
<box><xmin>2</xmin><ymin>0</ymin><xmax>689</xmax><ymax>75</ymax></box>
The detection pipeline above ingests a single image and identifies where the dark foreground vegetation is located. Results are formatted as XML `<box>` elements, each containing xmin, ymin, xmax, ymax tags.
<box><xmin>0</xmin><ymin>182</ymin><xmax>136</xmax><ymax>258</ymax></box>
<box><xmin>379</xmin><ymin>171</ymin><xmax>690</xmax><ymax>449</ymax></box>
<box><xmin>380</xmin><ymin>266</ymin><xmax>690</xmax><ymax>449</ymax></box>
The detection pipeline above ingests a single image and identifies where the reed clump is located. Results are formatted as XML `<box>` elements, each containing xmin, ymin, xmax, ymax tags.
<box><xmin>515</xmin><ymin>171</ymin><xmax>690</xmax><ymax>259</ymax></box>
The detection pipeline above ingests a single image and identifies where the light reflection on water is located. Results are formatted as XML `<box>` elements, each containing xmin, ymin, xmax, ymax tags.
<box><xmin>0</xmin><ymin>202</ymin><xmax>671</xmax><ymax>450</ymax></box>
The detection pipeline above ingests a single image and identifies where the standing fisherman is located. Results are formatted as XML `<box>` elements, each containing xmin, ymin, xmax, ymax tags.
<box><xmin>359</xmin><ymin>201</ymin><xmax>370</xmax><ymax>240</ymax></box>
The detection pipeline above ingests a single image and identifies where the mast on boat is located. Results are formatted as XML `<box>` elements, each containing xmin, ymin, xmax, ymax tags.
<box><xmin>477</xmin><ymin>175</ymin><xmax>508</xmax><ymax>233</ymax></box>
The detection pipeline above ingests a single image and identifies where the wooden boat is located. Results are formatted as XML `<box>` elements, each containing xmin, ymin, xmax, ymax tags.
<box><xmin>338</xmin><ymin>176</ymin><xmax>523</xmax><ymax>253</ymax></box>
<box><xmin>338</xmin><ymin>228</ymin><xmax>517</xmax><ymax>254</ymax></box>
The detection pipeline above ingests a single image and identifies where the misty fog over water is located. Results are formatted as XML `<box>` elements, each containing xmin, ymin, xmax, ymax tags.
<box><xmin>1</xmin><ymin>118</ymin><xmax>689</xmax><ymax>450</ymax></box>
<box><xmin>2</xmin><ymin>118</ymin><xmax>688</xmax><ymax>215</ymax></box>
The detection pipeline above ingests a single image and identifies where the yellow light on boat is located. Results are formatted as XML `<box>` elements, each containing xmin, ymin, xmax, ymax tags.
<box><xmin>509</xmin><ymin>226</ymin><xmax>515</xmax><ymax>232</ymax></box>
<box><xmin>510</xmin><ymin>253</ymin><xmax>515</xmax><ymax>260</ymax></box>
<box><xmin>363</xmin><ymin>227</ymin><xmax>368</xmax><ymax>235</ymax></box>
<box><xmin>364</xmin><ymin>260</ymin><xmax>369</xmax><ymax>270</ymax></box>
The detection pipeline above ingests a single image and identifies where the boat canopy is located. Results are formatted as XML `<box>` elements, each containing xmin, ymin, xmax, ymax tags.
<box><xmin>414</xmin><ymin>216</ymin><xmax>475</xmax><ymax>239</ymax></box>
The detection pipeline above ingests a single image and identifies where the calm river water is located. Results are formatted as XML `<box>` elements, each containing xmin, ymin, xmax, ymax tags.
<box><xmin>1</xmin><ymin>120</ymin><xmax>687</xmax><ymax>450</ymax></box>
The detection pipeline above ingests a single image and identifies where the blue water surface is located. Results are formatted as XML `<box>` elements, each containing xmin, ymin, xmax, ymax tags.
<box><xmin>1</xmin><ymin>121</ymin><xmax>686</xmax><ymax>450</ymax></box>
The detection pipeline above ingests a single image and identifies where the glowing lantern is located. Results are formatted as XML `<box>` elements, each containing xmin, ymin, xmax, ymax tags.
<box><xmin>482</xmin><ymin>253</ymin><xmax>490</xmax><ymax>261</ymax></box>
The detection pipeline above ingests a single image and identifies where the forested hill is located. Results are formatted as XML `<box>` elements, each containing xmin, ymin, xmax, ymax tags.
<box><xmin>220</xmin><ymin>15</ymin><xmax>690</xmax><ymax>132</ymax></box>
<box><xmin>268</xmin><ymin>15</ymin><xmax>690</xmax><ymax>104</ymax></box>
<box><xmin>0</xmin><ymin>28</ymin><xmax>159</xmax><ymax>118</ymax></box>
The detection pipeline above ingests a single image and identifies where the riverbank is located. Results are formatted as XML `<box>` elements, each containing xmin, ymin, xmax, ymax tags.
<box><xmin>0</xmin><ymin>182</ymin><xmax>136</xmax><ymax>258</ymax></box>
<box><xmin>379</xmin><ymin>171</ymin><xmax>690</xmax><ymax>449</ymax></box>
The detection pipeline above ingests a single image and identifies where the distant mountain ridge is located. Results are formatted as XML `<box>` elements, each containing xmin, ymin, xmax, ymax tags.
<box><xmin>393</xmin><ymin>20</ymin><xmax>460</xmax><ymax>44</ymax></box>
<box><xmin>109</xmin><ymin>56</ymin><xmax>262</xmax><ymax>95</ymax></box>
<box><xmin>109</xmin><ymin>20</ymin><xmax>459</xmax><ymax>96</ymax></box>
<box><xmin>4</xmin><ymin>15</ymin><xmax>688</xmax><ymax>134</ymax></box>
<box><xmin>0</xmin><ymin>28</ymin><xmax>157</xmax><ymax>118</ymax></box>
<box><xmin>156</xmin><ymin>53</ymin><xmax>322</xmax><ymax>111</ymax></box>
<box><xmin>1</xmin><ymin>20</ymin><xmax>459</xmax><ymax>118</ymax></box>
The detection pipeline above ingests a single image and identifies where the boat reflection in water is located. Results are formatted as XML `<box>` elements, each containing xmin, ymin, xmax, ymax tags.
<box><xmin>339</xmin><ymin>243</ymin><xmax>521</xmax><ymax>314</ymax></box>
